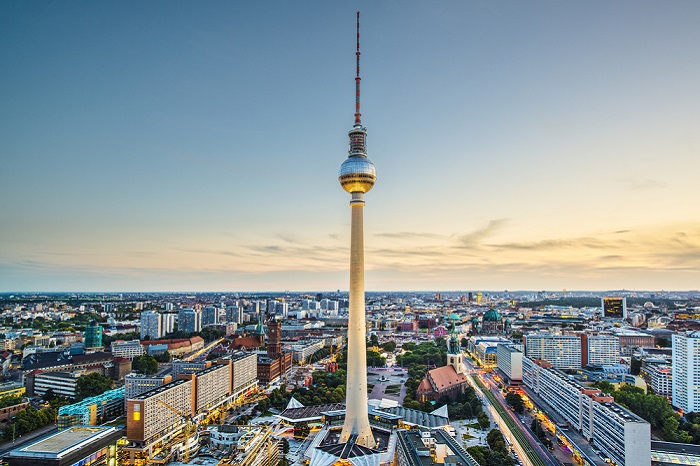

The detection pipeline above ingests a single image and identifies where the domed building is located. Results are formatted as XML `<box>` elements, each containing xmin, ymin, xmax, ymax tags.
<box><xmin>471</xmin><ymin>308</ymin><xmax>510</xmax><ymax>335</ymax></box>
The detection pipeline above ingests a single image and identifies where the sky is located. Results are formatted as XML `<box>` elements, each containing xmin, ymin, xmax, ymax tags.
<box><xmin>1</xmin><ymin>1</ymin><xmax>699</xmax><ymax>292</ymax></box>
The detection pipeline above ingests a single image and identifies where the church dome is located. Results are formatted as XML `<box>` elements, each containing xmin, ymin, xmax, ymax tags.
<box><xmin>483</xmin><ymin>309</ymin><xmax>501</xmax><ymax>322</ymax></box>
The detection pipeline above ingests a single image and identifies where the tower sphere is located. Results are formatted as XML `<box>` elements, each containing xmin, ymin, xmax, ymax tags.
<box><xmin>339</xmin><ymin>156</ymin><xmax>376</xmax><ymax>194</ymax></box>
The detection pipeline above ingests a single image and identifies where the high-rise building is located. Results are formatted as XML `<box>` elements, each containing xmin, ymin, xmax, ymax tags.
<box><xmin>524</xmin><ymin>332</ymin><xmax>581</xmax><ymax>369</ymax></box>
<box><xmin>162</xmin><ymin>313</ymin><xmax>176</xmax><ymax>335</ymax></box>
<box><xmin>336</xmin><ymin>12</ymin><xmax>377</xmax><ymax>448</ymax></box>
<box><xmin>140</xmin><ymin>311</ymin><xmax>162</xmax><ymax>340</ymax></box>
<box><xmin>201</xmin><ymin>306</ymin><xmax>218</xmax><ymax>326</ymax></box>
<box><xmin>178</xmin><ymin>308</ymin><xmax>202</xmax><ymax>334</ymax></box>
<box><xmin>584</xmin><ymin>334</ymin><xmax>620</xmax><ymax>366</ymax></box>
<box><xmin>602</xmin><ymin>297</ymin><xmax>627</xmax><ymax>319</ymax></box>
<box><xmin>84</xmin><ymin>320</ymin><xmax>103</xmax><ymax>350</ymax></box>
<box><xmin>226</xmin><ymin>304</ymin><xmax>242</xmax><ymax>324</ymax></box>
<box><xmin>672</xmin><ymin>331</ymin><xmax>700</xmax><ymax>413</ymax></box>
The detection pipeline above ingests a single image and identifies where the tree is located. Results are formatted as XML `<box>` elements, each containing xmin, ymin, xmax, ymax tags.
<box><xmin>505</xmin><ymin>392</ymin><xmax>524</xmax><ymax>414</ymax></box>
<box><xmin>366</xmin><ymin>350</ymin><xmax>386</xmax><ymax>367</ymax></box>
<box><xmin>368</xmin><ymin>334</ymin><xmax>379</xmax><ymax>347</ymax></box>
<box><xmin>75</xmin><ymin>373</ymin><xmax>113</xmax><ymax>401</ymax></box>
<box><xmin>153</xmin><ymin>351</ymin><xmax>171</xmax><ymax>363</ymax></box>
<box><xmin>43</xmin><ymin>389</ymin><xmax>57</xmax><ymax>403</ymax></box>
<box><xmin>381</xmin><ymin>340</ymin><xmax>396</xmax><ymax>352</ymax></box>
<box><xmin>593</xmin><ymin>380</ymin><xmax>615</xmax><ymax>394</ymax></box>
<box><xmin>477</xmin><ymin>412</ymin><xmax>490</xmax><ymax>430</ymax></box>
<box><xmin>132</xmin><ymin>355</ymin><xmax>159</xmax><ymax>375</ymax></box>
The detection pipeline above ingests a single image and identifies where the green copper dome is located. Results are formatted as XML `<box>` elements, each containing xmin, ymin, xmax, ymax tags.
<box><xmin>483</xmin><ymin>309</ymin><xmax>501</xmax><ymax>322</ymax></box>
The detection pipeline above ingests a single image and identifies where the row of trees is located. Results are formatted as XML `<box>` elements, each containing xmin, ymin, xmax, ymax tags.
<box><xmin>467</xmin><ymin>428</ymin><xmax>514</xmax><ymax>466</ymax></box>
<box><xmin>1</xmin><ymin>406</ymin><xmax>55</xmax><ymax>440</ymax></box>
<box><xmin>593</xmin><ymin>382</ymin><xmax>688</xmax><ymax>442</ymax></box>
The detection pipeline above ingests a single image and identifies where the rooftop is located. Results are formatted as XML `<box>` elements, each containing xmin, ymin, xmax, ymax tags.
<box><xmin>10</xmin><ymin>427</ymin><xmax>121</xmax><ymax>459</ymax></box>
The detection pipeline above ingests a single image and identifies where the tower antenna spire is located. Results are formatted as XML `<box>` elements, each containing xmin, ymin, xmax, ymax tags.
<box><xmin>354</xmin><ymin>11</ymin><xmax>362</xmax><ymax>127</ymax></box>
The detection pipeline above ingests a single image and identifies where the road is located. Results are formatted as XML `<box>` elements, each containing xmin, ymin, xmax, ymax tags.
<box><xmin>481</xmin><ymin>372</ymin><xmax>560</xmax><ymax>466</ymax></box>
<box><xmin>464</xmin><ymin>358</ymin><xmax>559</xmax><ymax>466</ymax></box>
<box><xmin>183</xmin><ymin>338</ymin><xmax>224</xmax><ymax>361</ymax></box>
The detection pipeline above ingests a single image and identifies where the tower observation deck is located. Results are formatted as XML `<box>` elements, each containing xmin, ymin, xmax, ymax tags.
<box><xmin>337</xmin><ymin>11</ymin><xmax>376</xmax><ymax>449</ymax></box>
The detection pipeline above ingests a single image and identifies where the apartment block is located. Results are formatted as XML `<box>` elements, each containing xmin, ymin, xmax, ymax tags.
<box><xmin>192</xmin><ymin>363</ymin><xmax>231</xmax><ymax>412</ymax></box>
<box><xmin>522</xmin><ymin>356</ymin><xmax>650</xmax><ymax>466</ymax></box>
<box><xmin>672</xmin><ymin>332</ymin><xmax>700</xmax><ymax>413</ymax></box>
<box><xmin>126</xmin><ymin>378</ymin><xmax>194</xmax><ymax>446</ymax></box>
<box><xmin>524</xmin><ymin>332</ymin><xmax>581</xmax><ymax>369</ymax></box>
<box><xmin>124</xmin><ymin>373</ymin><xmax>173</xmax><ymax>400</ymax></box>
<box><xmin>229</xmin><ymin>352</ymin><xmax>258</xmax><ymax>396</ymax></box>
<box><xmin>585</xmin><ymin>334</ymin><xmax>621</xmax><ymax>366</ymax></box>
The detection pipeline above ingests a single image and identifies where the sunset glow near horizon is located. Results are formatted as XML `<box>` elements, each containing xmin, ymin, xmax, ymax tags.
<box><xmin>1</xmin><ymin>2</ymin><xmax>699</xmax><ymax>292</ymax></box>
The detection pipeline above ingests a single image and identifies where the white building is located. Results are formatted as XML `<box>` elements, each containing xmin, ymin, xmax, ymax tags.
<box><xmin>162</xmin><ymin>313</ymin><xmax>176</xmax><ymax>334</ymax></box>
<box><xmin>496</xmin><ymin>343</ymin><xmax>523</xmax><ymax>382</ymax></box>
<box><xmin>291</xmin><ymin>340</ymin><xmax>325</xmax><ymax>362</ymax></box>
<box><xmin>111</xmin><ymin>340</ymin><xmax>145</xmax><ymax>360</ymax></box>
<box><xmin>124</xmin><ymin>373</ymin><xmax>172</xmax><ymax>399</ymax></box>
<box><xmin>586</xmin><ymin>335</ymin><xmax>621</xmax><ymax>366</ymax></box>
<box><xmin>524</xmin><ymin>332</ymin><xmax>581</xmax><ymax>369</ymax></box>
<box><xmin>522</xmin><ymin>356</ymin><xmax>650</xmax><ymax>466</ymax></box>
<box><xmin>672</xmin><ymin>331</ymin><xmax>700</xmax><ymax>412</ymax></box>
<box><xmin>646</xmin><ymin>364</ymin><xmax>672</xmax><ymax>397</ymax></box>
<box><xmin>34</xmin><ymin>371</ymin><xmax>81</xmax><ymax>399</ymax></box>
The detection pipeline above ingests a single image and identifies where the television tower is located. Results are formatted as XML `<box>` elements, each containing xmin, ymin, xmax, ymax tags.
<box><xmin>338</xmin><ymin>11</ymin><xmax>376</xmax><ymax>448</ymax></box>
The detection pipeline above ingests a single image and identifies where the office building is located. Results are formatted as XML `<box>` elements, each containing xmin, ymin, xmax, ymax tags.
<box><xmin>524</xmin><ymin>332</ymin><xmax>581</xmax><ymax>369</ymax></box>
<box><xmin>33</xmin><ymin>371</ymin><xmax>82</xmax><ymax>399</ymax></box>
<box><xmin>602</xmin><ymin>297</ymin><xmax>627</xmax><ymax>319</ymax></box>
<box><xmin>178</xmin><ymin>308</ymin><xmax>202</xmax><ymax>334</ymax></box>
<box><xmin>672</xmin><ymin>331</ymin><xmax>700</xmax><ymax>412</ymax></box>
<box><xmin>111</xmin><ymin>340</ymin><xmax>144</xmax><ymax>360</ymax></box>
<box><xmin>140</xmin><ymin>311</ymin><xmax>163</xmax><ymax>340</ymax></box>
<box><xmin>496</xmin><ymin>343</ymin><xmax>523</xmax><ymax>383</ymax></box>
<box><xmin>57</xmin><ymin>387</ymin><xmax>125</xmax><ymax>428</ymax></box>
<box><xmin>5</xmin><ymin>426</ymin><xmax>124</xmax><ymax>466</ymax></box>
<box><xmin>84</xmin><ymin>320</ymin><xmax>103</xmax><ymax>350</ymax></box>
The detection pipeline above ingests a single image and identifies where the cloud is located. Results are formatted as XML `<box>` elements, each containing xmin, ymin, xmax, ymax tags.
<box><xmin>457</xmin><ymin>219</ymin><xmax>508</xmax><ymax>247</ymax></box>
<box><xmin>625</xmin><ymin>178</ymin><xmax>667</xmax><ymax>191</ymax></box>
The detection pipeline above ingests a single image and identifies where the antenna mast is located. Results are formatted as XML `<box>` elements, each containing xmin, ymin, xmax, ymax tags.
<box><xmin>354</xmin><ymin>11</ymin><xmax>362</xmax><ymax>127</ymax></box>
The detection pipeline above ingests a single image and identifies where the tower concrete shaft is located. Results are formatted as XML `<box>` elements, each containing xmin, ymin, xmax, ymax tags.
<box><xmin>339</xmin><ymin>192</ymin><xmax>375</xmax><ymax>448</ymax></box>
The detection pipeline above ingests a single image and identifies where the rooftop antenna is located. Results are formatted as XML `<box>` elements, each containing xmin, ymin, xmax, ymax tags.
<box><xmin>354</xmin><ymin>11</ymin><xmax>362</xmax><ymax>127</ymax></box>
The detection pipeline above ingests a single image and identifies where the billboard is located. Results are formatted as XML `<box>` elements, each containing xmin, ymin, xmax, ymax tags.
<box><xmin>602</xmin><ymin>297</ymin><xmax>626</xmax><ymax>318</ymax></box>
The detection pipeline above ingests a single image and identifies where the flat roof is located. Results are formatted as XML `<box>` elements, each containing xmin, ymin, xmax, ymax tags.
<box><xmin>12</xmin><ymin>427</ymin><xmax>119</xmax><ymax>459</ymax></box>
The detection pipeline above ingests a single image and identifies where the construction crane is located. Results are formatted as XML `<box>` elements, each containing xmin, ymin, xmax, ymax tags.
<box><xmin>157</xmin><ymin>399</ymin><xmax>196</xmax><ymax>464</ymax></box>
<box><xmin>216</xmin><ymin>425</ymin><xmax>277</xmax><ymax>466</ymax></box>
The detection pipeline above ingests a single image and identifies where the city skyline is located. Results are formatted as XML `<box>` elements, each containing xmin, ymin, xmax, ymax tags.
<box><xmin>2</xmin><ymin>2</ymin><xmax>699</xmax><ymax>292</ymax></box>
